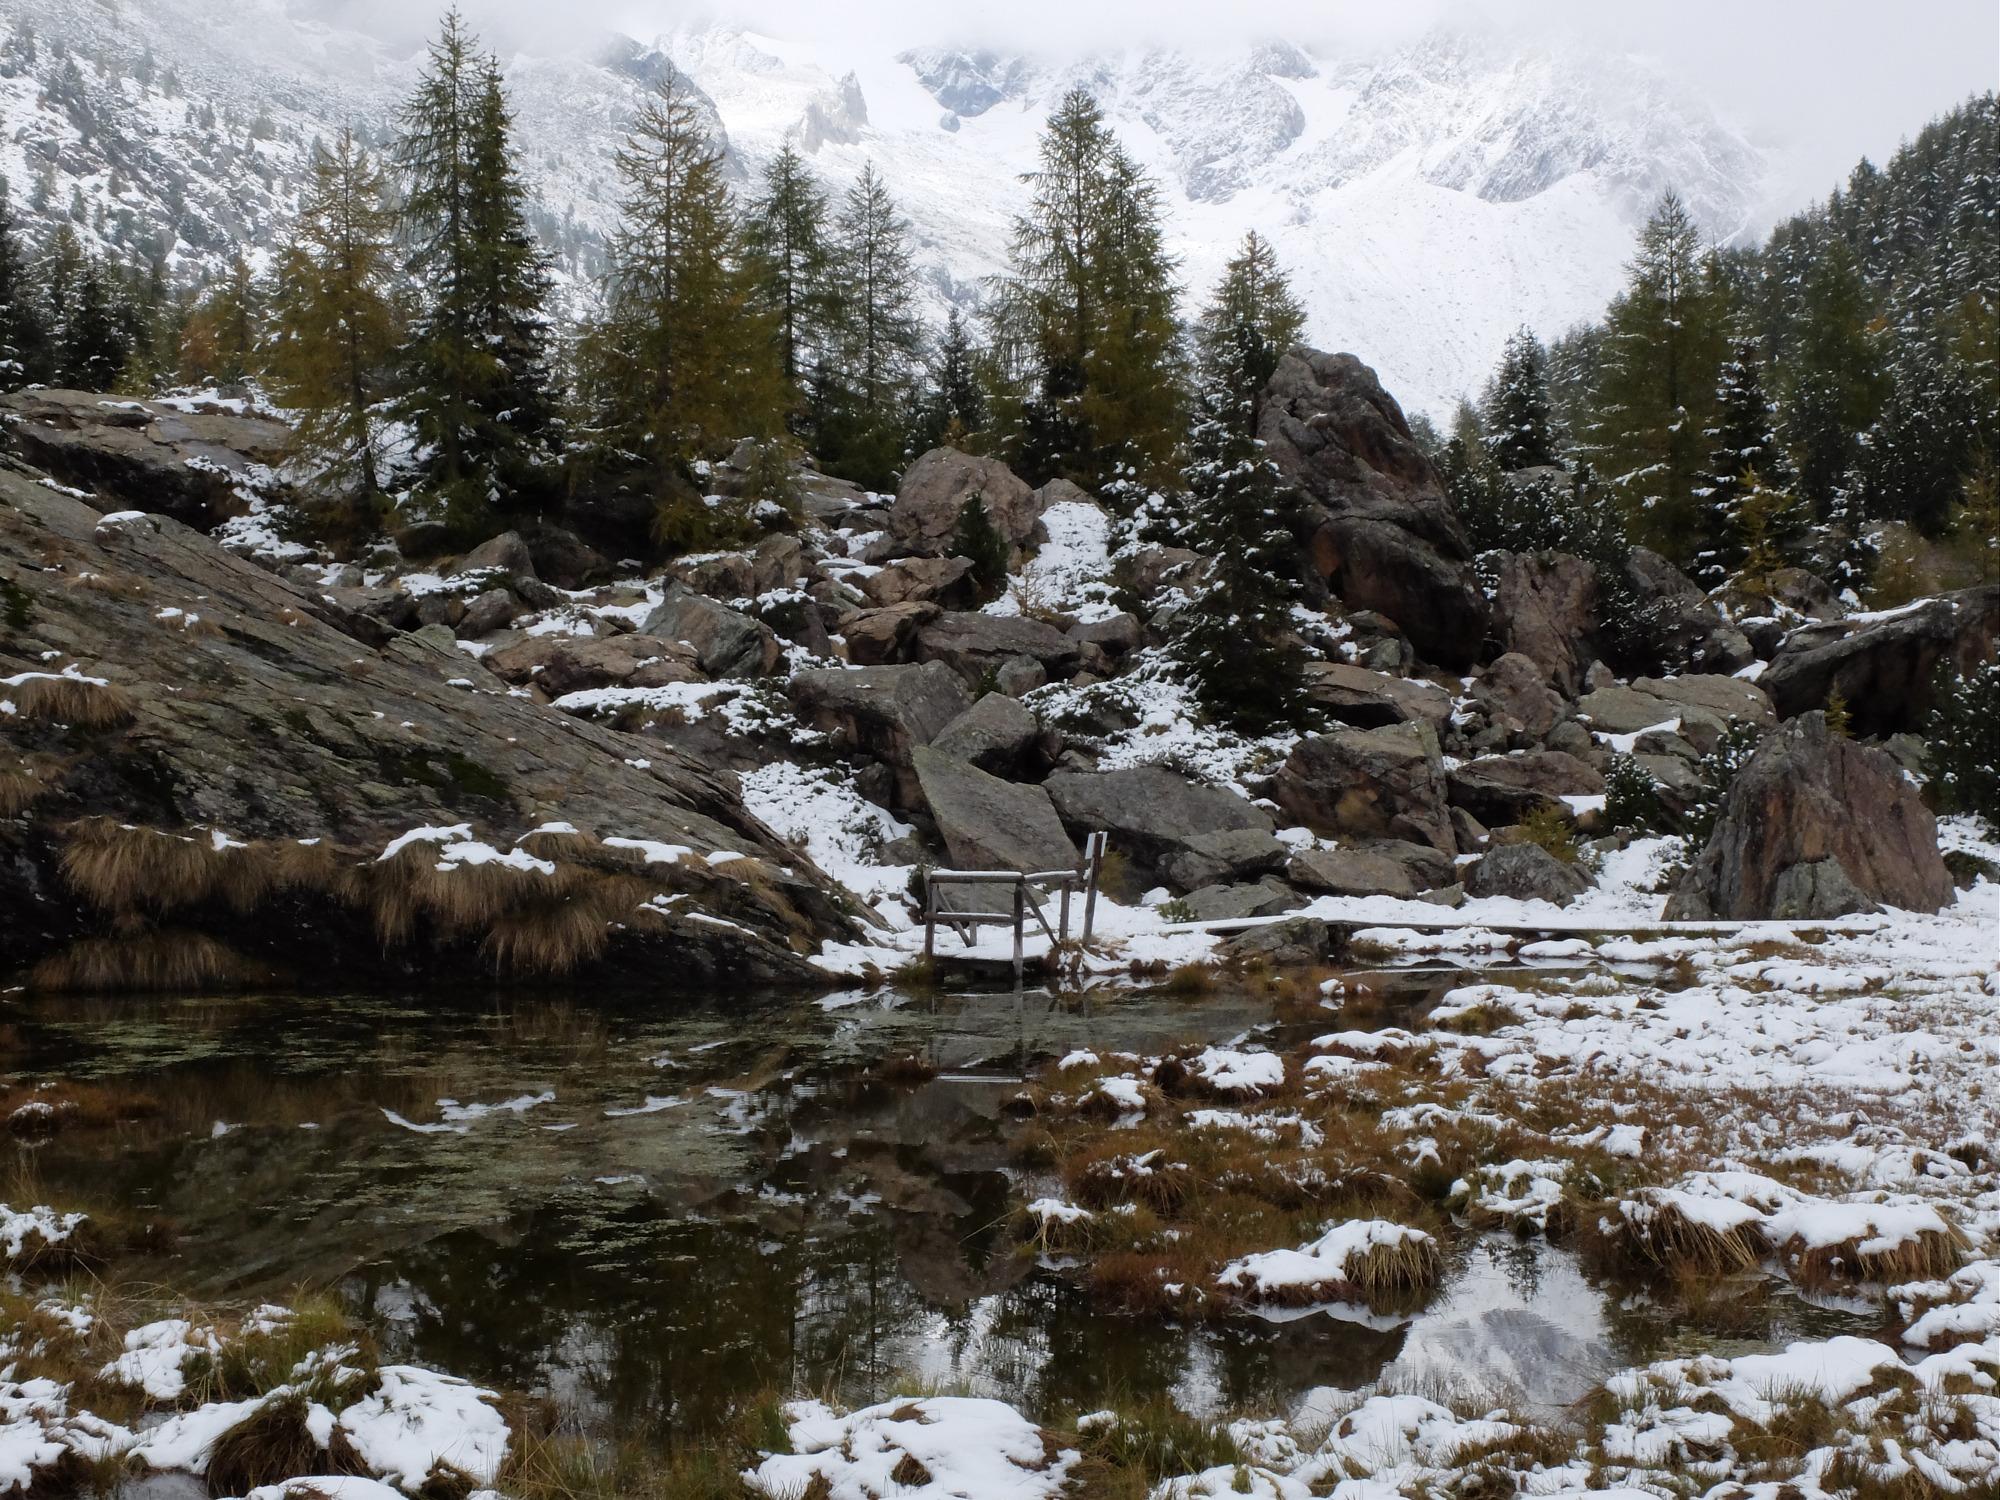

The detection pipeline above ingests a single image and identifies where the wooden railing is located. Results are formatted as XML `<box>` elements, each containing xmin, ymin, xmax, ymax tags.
<box><xmin>922</xmin><ymin>831</ymin><xmax>1108</xmax><ymax>982</ymax></box>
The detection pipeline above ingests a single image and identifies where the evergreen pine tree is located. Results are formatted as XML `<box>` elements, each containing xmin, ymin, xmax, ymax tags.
<box><xmin>1169</xmin><ymin>322</ymin><xmax>1308</xmax><ymax>733</ymax></box>
<box><xmin>1192</xmin><ymin>230</ymin><xmax>1304</xmax><ymax>393</ymax></box>
<box><xmin>1480</xmin><ymin>326</ymin><xmax>1560</xmax><ymax>471</ymax></box>
<box><xmin>821</xmin><ymin>162</ymin><xmax>921</xmax><ymax>487</ymax></box>
<box><xmin>950</xmin><ymin>495</ymin><xmax>1010</xmax><ymax>603</ymax></box>
<box><xmin>746</xmin><ymin>144</ymin><xmax>834</xmax><ymax>395</ymax></box>
<box><xmin>395</xmin><ymin>11</ymin><xmax>558</xmax><ymax>526</ymax></box>
<box><xmin>59</xmin><ymin>254</ymin><xmax>129</xmax><ymax>389</ymax></box>
<box><xmin>1695</xmin><ymin>339</ymin><xmax>1795</xmax><ymax>582</ymax></box>
<box><xmin>994</xmin><ymin>88</ymin><xmax>1184</xmax><ymax>489</ymax></box>
<box><xmin>914</xmin><ymin>306</ymin><xmax>986</xmax><ymax>452</ymax></box>
<box><xmin>267</xmin><ymin>128</ymin><xmax>402</xmax><ymax>522</ymax></box>
<box><xmin>1581</xmin><ymin>191</ymin><xmax>1729</xmax><ymax>565</ymax></box>
<box><xmin>580</xmin><ymin>66</ymin><xmax>783</xmax><ymax>515</ymax></box>
<box><xmin>0</xmin><ymin>184</ymin><xmax>51</xmax><ymax>390</ymax></box>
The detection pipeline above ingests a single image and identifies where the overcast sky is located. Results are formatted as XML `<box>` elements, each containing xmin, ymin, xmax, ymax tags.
<box><xmin>312</xmin><ymin>0</ymin><xmax>1996</xmax><ymax>210</ymax></box>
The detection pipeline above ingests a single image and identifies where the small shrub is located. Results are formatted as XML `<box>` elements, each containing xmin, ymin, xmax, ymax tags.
<box><xmin>1678</xmin><ymin>721</ymin><xmax>1765</xmax><ymax>857</ymax></box>
<box><xmin>1603</xmin><ymin>752</ymin><xmax>1664</xmax><ymax>833</ymax></box>
<box><xmin>951</xmin><ymin>494</ymin><xmax>1011</xmax><ymax>602</ymax></box>
<box><xmin>1514</xmin><ymin>804</ymin><xmax>1581</xmax><ymax>864</ymax></box>
<box><xmin>1924</xmin><ymin>661</ymin><xmax>2000</xmax><ymax>829</ymax></box>
<box><xmin>651</xmin><ymin>491</ymin><xmax>759</xmax><ymax>556</ymax></box>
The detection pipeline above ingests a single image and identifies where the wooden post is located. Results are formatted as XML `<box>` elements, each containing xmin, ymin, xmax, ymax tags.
<box><xmin>1058</xmin><ymin>876</ymin><xmax>1072</xmax><ymax>944</ymax></box>
<box><xmin>1081</xmin><ymin>833</ymin><xmax>1104</xmax><ymax>944</ymax></box>
<box><xmin>923</xmin><ymin>876</ymin><xmax>937</xmax><ymax>962</ymax></box>
<box><xmin>1011</xmin><ymin>878</ymin><xmax>1025</xmax><ymax>986</ymax></box>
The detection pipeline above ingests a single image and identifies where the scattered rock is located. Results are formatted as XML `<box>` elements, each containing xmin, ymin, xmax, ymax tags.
<box><xmin>1264</xmin><ymin>724</ymin><xmax>1455</xmax><ymax>853</ymax></box>
<box><xmin>915</xmin><ymin>611</ymin><xmax>1081</xmax><ymax>688</ymax></box>
<box><xmin>449</xmin><ymin>530</ymin><xmax>537</xmax><ymax>583</ymax></box>
<box><xmin>1257</xmin><ymin>349</ymin><xmax>1488</xmax><ymax>667</ymax></box>
<box><xmin>1447</xmin><ymin>752</ymin><xmax>1604</xmax><ymax>827</ymax></box>
<box><xmin>841</xmin><ymin>602</ymin><xmax>939</xmax><ymax>666</ymax></box>
<box><xmin>642</xmin><ymin>584</ymin><xmax>782</xmax><ymax>679</ymax></box>
<box><xmin>1492</xmin><ymin>551</ymin><xmax>1598</xmax><ymax>696</ymax></box>
<box><xmin>1471</xmin><ymin>652</ymin><xmax>1566</xmax><ymax>743</ymax></box>
<box><xmin>790</xmin><ymin>663</ymin><xmax>972</xmax><ymax>806</ymax></box>
<box><xmin>456</xmin><ymin>589</ymin><xmax>520</xmax><ymax>639</ymax></box>
<box><xmin>1303</xmin><ymin>661</ymin><xmax>1453</xmax><ymax>730</ymax></box>
<box><xmin>1218</xmin><ymin>917</ymin><xmax>1336</xmax><ymax>966</ymax></box>
<box><xmin>1463</xmin><ymin>844</ymin><xmax>1590</xmax><ymax>905</ymax></box>
<box><xmin>489</xmin><ymin>634</ymin><xmax>702</xmax><ymax>698</ymax></box>
<box><xmin>1180</xmin><ymin>878</ymin><xmax>1301</xmax><ymax>923</ymax></box>
<box><xmin>1287</xmin><ymin>846</ymin><xmax>1418</xmax><ymax>899</ymax></box>
<box><xmin>1664</xmin><ymin>712</ymin><xmax>1953</xmax><ymax>920</ymax></box>
<box><xmin>1044</xmin><ymin>765</ymin><xmax>1274</xmax><ymax>882</ymax></box>
<box><xmin>913</xmin><ymin>748</ymin><xmax>1077</xmax><ymax>873</ymax></box>
<box><xmin>863</xmin><ymin>555</ymin><xmax>974</xmax><ymax>608</ymax></box>
<box><xmin>889</xmin><ymin>448</ymin><xmax>1044</xmax><ymax>557</ymax></box>
<box><xmin>930</xmin><ymin>692</ymin><xmax>1044</xmax><ymax>776</ymax></box>
<box><xmin>1159</xmin><ymin>828</ymin><xmax>1291</xmax><ymax>892</ymax></box>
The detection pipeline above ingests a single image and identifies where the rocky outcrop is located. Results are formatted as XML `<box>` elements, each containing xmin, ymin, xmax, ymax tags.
<box><xmin>1492</xmin><ymin>551</ymin><xmax>1598</xmax><ymax>697</ymax></box>
<box><xmin>889</xmin><ymin>448</ymin><xmax>1044</xmax><ymax>558</ymax></box>
<box><xmin>1257</xmin><ymin>350</ymin><xmax>1488</xmax><ymax>668</ymax></box>
<box><xmin>1464</xmin><ymin>844</ymin><xmax>1590</xmax><ymax>906</ymax></box>
<box><xmin>0</xmin><ymin>460</ymin><xmax>860</xmax><ymax>990</ymax></box>
<box><xmin>912</xmin><ymin>749</ymin><xmax>1077</xmax><ymax>874</ymax></box>
<box><xmin>1664</xmin><ymin>713</ymin><xmax>1953</xmax><ymax>921</ymax></box>
<box><xmin>1760</xmin><ymin>587</ymin><xmax>1999</xmax><ymax>736</ymax></box>
<box><xmin>1303</xmin><ymin>661</ymin><xmax>1453</xmax><ymax>730</ymax></box>
<box><xmin>1043</xmin><ymin>765</ymin><xmax>1273</xmax><ymax>883</ymax></box>
<box><xmin>914</xmin><ymin>612</ymin><xmax>1081</xmax><ymax>690</ymax></box>
<box><xmin>1622</xmin><ymin>548</ymin><xmax>1755</xmax><ymax>675</ymax></box>
<box><xmin>789</xmin><ymin>663</ymin><xmax>972</xmax><ymax>807</ymax></box>
<box><xmin>1263</xmin><ymin>724</ymin><xmax>1455</xmax><ymax>853</ymax></box>
<box><xmin>1447</xmin><ymin>751</ymin><xmax>1603</xmax><ymax>827</ymax></box>
<box><xmin>0</xmin><ymin>388</ymin><xmax>292</xmax><ymax>532</ymax></box>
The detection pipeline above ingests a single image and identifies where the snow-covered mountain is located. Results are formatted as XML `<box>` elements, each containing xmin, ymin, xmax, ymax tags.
<box><xmin>0</xmin><ymin>0</ymin><xmax>1775</xmax><ymax>417</ymax></box>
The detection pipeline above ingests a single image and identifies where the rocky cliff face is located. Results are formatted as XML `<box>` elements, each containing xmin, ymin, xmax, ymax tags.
<box><xmin>0</xmin><ymin>457</ymin><xmax>863</xmax><ymax>992</ymax></box>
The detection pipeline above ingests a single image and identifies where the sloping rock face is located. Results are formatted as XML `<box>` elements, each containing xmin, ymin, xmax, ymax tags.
<box><xmin>1257</xmin><ymin>350</ymin><xmax>1488</xmax><ymax>668</ymax></box>
<box><xmin>1044</xmin><ymin>765</ymin><xmax>1272</xmax><ymax>882</ymax></box>
<box><xmin>913</xmin><ymin>749</ymin><xmax>1077</xmax><ymax>874</ymax></box>
<box><xmin>0</xmin><ymin>460</ymin><xmax>859</xmax><ymax>991</ymax></box>
<box><xmin>889</xmin><ymin>448</ymin><xmax>1044</xmax><ymax>557</ymax></box>
<box><xmin>1761</xmin><ymin>587</ymin><xmax>1999</xmax><ymax>736</ymax></box>
<box><xmin>1663</xmin><ymin>713</ymin><xmax>1953</xmax><ymax>921</ymax></box>
<box><xmin>1263</xmin><ymin>724</ymin><xmax>1455</xmax><ymax>853</ymax></box>
<box><xmin>1</xmin><ymin>388</ymin><xmax>292</xmax><ymax>531</ymax></box>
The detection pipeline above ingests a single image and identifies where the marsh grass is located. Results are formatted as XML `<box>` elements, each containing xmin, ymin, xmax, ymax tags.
<box><xmin>30</xmin><ymin>930</ymin><xmax>263</xmax><ymax>993</ymax></box>
<box><xmin>7</xmin><ymin>674</ymin><xmax>135</xmax><ymax>729</ymax></box>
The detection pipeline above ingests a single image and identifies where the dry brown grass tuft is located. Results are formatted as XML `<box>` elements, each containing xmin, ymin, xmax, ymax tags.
<box><xmin>1778</xmin><ymin>1222</ymin><xmax>1966</xmax><ymax>1291</ymax></box>
<box><xmin>1592</xmin><ymin>1190</ymin><xmax>1768</xmax><ymax>1277</ymax></box>
<box><xmin>0</xmin><ymin>755</ymin><xmax>63</xmax><ymax>817</ymax></box>
<box><xmin>60</xmin><ymin>818</ymin><xmax>240</xmax><ymax>913</ymax></box>
<box><xmin>29</xmin><ymin>930</ymin><xmax>262</xmax><ymax>993</ymax></box>
<box><xmin>481</xmin><ymin>874</ymin><xmax>658</xmax><ymax>976</ymax></box>
<box><xmin>8</xmin><ymin>674</ymin><xmax>136</xmax><ymax>730</ymax></box>
<box><xmin>204</xmin><ymin>1390</ymin><xmax>370</xmax><ymax>1496</ymax></box>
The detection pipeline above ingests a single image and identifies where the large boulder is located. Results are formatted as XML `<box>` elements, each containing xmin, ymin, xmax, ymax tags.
<box><xmin>1263</xmin><ymin>723</ymin><xmax>1455</xmax><ymax>853</ymax></box>
<box><xmin>1447</xmin><ymin>751</ymin><xmax>1604</xmax><ymax>827</ymax></box>
<box><xmin>889</xmin><ymin>448</ymin><xmax>1044</xmax><ymax>558</ymax></box>
<box><xmin>1621</xmin><ymin>548</ymin><xmax>1755</xmax><ymax>675</ymax></box>
<box><xmin>1158</xmin><ymin>828</ymin><xmax>1291</xmax><ymax>892</ymax></box>
<box><xmin>863</xmin><ymin>556</ymin><xmax>975</xmax><ymax>609</ymax></box>
<box><xmin>915</xmin><ymin>612</ymin><xmax>1081</xmax><ymax>689</ymax></box>
<box><xmin>1256</xmin><ymin>350</ymin><xmax>1488</xmax><ymax>668</ymax></box>
<box><xmin>642</xmin><ymin>585</ymin><xmax>782</xmax><ymax>679</ymax></box>
<box><xmin>488</xmin><ymin>634</ymin><xmax>703</xmax><ymax>698</ymax></box>
<box><xmin>1463</xmin><ymin>844</ymin><xmax>1590</xmax><ymax>906</ymax></box>
<box><xmin>1470</xmin><ymin>652</ymin><xmax>1566</xmax><ymax>744</ymax></box>
<box><xmin>789</xmin><ymin>663</ymin><xmax>972</xmax><ymax>808</ymax></box>
<box><xmin>1663</xmin><ymin>713</ymin><xmax>1953</xmax><ymax>921</ymax></box>
<box><xmin>1491</xmin><ymin>551</ymin><xmax>1599</xmax><ymax>697</ymax></box>
<box><xmin>1043</xmin><ymin>765</ymin><xmax>1273</xmax><ymax>882</ymax></box>
<box><xmin>1303</xmin><ymin>661</ymin><xmax>1453</xmax><ymax>730</ymax></box>
<box><xmin>930</xmin><ymin>692</ymin><xmax>1045</xmax><ymax>777</ymax></box>
<box><xmin>1760</xmin><ymin>586</ymin><xmax>1999</xmax><ymax>737</ymax></box>
<box><xmin>1287</xmin><ymin>846</ymin><xmax>1418</xmax><ymax>899</ymax></box>
<box><xmin>840</xmin><ymin>602</ymin><xmax>939</xmax><ymax>666</ymax></box>
<box><xmin>913</xmin><ymin>749</ymin><xmax>1077</xmax><ymax>873</ymax></box>
<box><xmin>0</xmin><ymin>388</ymin><xmax>293</xmax><ymax>532</ymax></box>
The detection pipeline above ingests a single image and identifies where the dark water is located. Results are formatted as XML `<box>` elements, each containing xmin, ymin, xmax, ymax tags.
<box><xmin>5</xmin><ymin>974</ymin><xmax>1876</xmax><ymax>1442</ymax></box>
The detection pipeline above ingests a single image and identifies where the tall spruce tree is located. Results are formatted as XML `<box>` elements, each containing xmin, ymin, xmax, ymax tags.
<box><xmin>995</xmin><ymin>87</ymin><xmax>1183</xmax><ymax>489</ymax></box>
<box><xmin>1695</xmin><ymin>339</ymin><xmax>1795</xmax><ymax>582</ymax></box>
<box><xmin>0</xmin><ymin>184</ymin><xmax>50</xmax><ymax>389</ymax></box>
<box><xmin>395</xmin><ymin>11</ymin><xmax>557</xmax><ymax>524</ymax></box>
<box><xmin>1481</xmin><ymin>326</ymin><xmax>1560</xmax><ymax>471</ymax></box>
<box><xmin>821</xmin><ymin>162</ymin><xmax>921</xmax><ymax>487</ymax></box>
<box><xmin>1581</xmin><ymin>192</ymin><xmax>1729</xmax><ymax>564</ymax></box>
<box><xmin>1168</xmin><ymin>319</ymin><xmax>1307</xmax><ymax>733</ymax></box>
<box><xmin>1193</xmin><ymin>230</ymin><xmax>1304</xmax><ymax>392</ymax></box>
<box><xmin>583</xmin><ymin>66</ymin><xmax>782</xmax><ymax>506</ymax></box>
<box><xmin>60</xmin><ymin>254</ymin><xmax>130</xmax><ymax>390</ymax></box>
<box><xmin>267</xmin><ymin>129</ymin><xmax>401</xmax><ymax>520</ymax></box>
<box><xmin>746</xmin><ymin>144</ymin><xmax>834</xmax><ymax>395</ymax></box>
<box><xmin>914</xmin><ymin>306</ymin><xmax>986</xmax><ymax>452</ymax></box>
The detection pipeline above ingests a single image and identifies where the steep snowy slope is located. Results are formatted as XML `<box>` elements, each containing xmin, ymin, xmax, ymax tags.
<box><xmin>0</xmin><ymin>0</ymin><xmax>1772</xmax><ymax>416</ymax></box>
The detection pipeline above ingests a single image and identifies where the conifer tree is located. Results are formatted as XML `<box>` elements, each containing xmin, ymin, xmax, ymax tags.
<box><xmin>581</xmin><ymin>66</ymin><xmax>782</xmax><ymax>508</ymax></box>
<box><xmin>1193</xmin><ymin>230</ymin><xmax>1304</xmax><ymax>393</ymax></box>
<box><xmin>267</xmin><ymin>129</ymin><xmax>401</xmax><ymax>520</ymax></box>
<box><xmin>821</xmin><ymin>162</ymin><xmax>921</xmax><ymax>487</ymax></box>
<box><xmin>914</xmin><ymin>306</ymin><xmax>986</xmax><ymax>452</ymax></box>
<box><xmin>0</xmin><ymin>184</ymin><xmax>50</xmax><ymax>390</ymax></box>
<box><xmin>995</xmin><ymin>87</ymin><xmax>1183</xmax><ymax>490</ymax></box>
<box><xmin>1695</xmin><ymin>339</ymin><xmax>1795</xmax><ymax>582</ymax></box>
<box><xmin>59</xmin><ymin>255</ymin><xmax>130</xmax><ymax>389</ymax></box>
<box><xmin>395</xmin><ymin>11</ymin><xmax>558</xmax><ymax>524</ymax></box>
<box><xmin>1581</xmin><ymin>192</ymin><xmax>1729</xmax><ymax>564</ymax></box>
<box><xmin>1169</xmin><ymin>322</ymin><xmax>1307</xmax><ymax>733</ymax></box>
<box><xmin>1480</xmin><ymin>326</ymin><xmax>1560</xmax><ymax>471</ymax></box>
<box><xmin>746</xmin><ymin>144</ymin><xmax>834</xmax><ymax>393</ymax></box>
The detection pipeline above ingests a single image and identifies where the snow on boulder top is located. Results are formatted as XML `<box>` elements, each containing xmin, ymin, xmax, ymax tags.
<box><xmin>1191</xmin><ymin>1047</ymin><xmax>1287</xmax><ymax>1096</ymax></box>
<box><xmin>745</xmin><ymin>1395</ymin><xmax>1079</xmax><ymax>1499</ymax></box>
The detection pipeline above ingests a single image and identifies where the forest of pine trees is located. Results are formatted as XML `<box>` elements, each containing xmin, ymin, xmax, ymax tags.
<box><xmin>0</xmin><ymin>7</ymin><xmax>1991</xmax><ymax>663</ymax></box>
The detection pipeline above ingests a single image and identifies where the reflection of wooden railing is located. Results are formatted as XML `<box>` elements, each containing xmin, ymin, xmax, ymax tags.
<box><xmin>923</xmin><ymin>831</ymin><xmax>1108</xmax><ymax>983</ymax></box>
